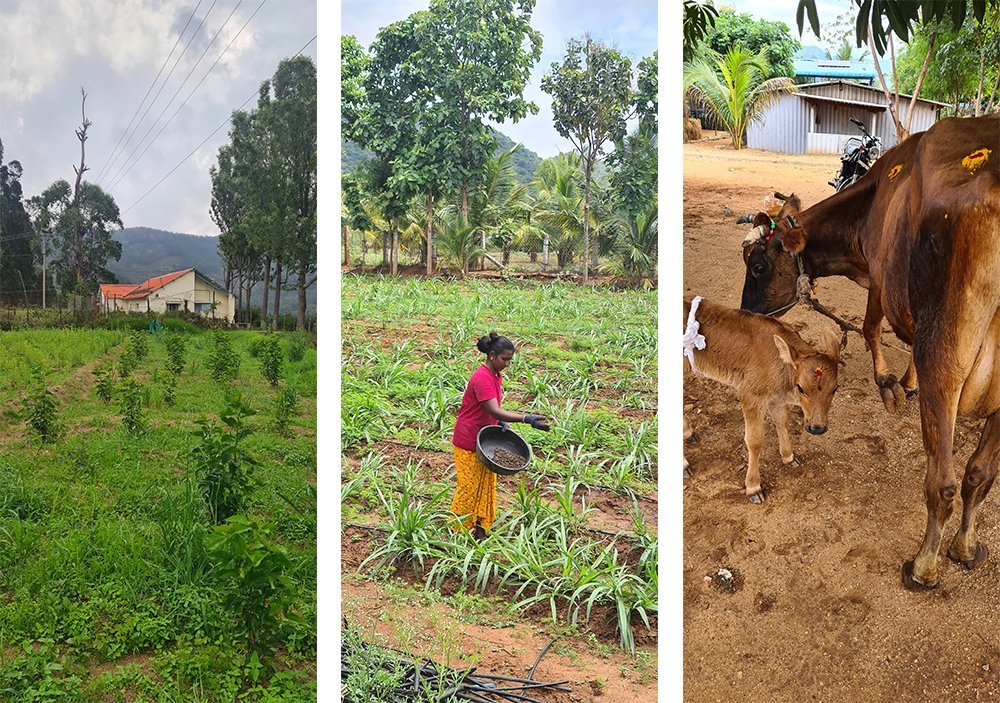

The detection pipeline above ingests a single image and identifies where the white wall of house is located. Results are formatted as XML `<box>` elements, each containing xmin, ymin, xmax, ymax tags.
<box><xmin>143</xmin><ymin>271</ymin><xmax>235</xmax><ymax>322</ymax></box>
<box><xmin>101</xmin><ymin>271</ymin><xmax>235</xmax><ymax>322</ymax></box>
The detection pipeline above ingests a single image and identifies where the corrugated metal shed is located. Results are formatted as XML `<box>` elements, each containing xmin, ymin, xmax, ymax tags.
<box><xmin>746</xmin><ymin>80</ymin><xmax>945</xmax><ymax>154</ymax></box>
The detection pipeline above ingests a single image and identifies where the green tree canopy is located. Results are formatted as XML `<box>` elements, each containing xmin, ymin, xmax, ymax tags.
<box><xmin>700</xmin><ymin>9</ymin><xmax>801</xmax><ymax>78</ymax></box>
<box><xmin>0</xmin><ymin>139</ymin><xmax>39</xmax><ymax>304</ymax></box>
<box><xmin>542</xmin><ymin>35</ymin><xmax>633</xmax><ymax>281</ymax></box>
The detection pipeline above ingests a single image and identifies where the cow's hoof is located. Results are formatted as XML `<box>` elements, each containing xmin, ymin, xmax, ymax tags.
<box><xmin>782</xmin><ymin>457</ymin><xmax>800</xmax><ymax>468</ymax></box>
<box><xmin>946</xmin><ymin>542</ymin><xmax>988</xmax><ymax>570</ymax></box>
<box><xmin>901</xmin><ymin>560</ymin><xmax>939</xmax><ymax>591</ymax></box>
<box><xmin>685</xmin><ymin>432</ymin><xmax>700</xmax><ymax>444</ymax></box>
<box><xmin>684</xmin><ymin>465</ymin><xmax>692</xmax><ymax>479</ymax></box>
<box><xmin>905</xmin><ymin>387</ymin><xmax>918</xmax><ymax>399</ymax></box>
<box><xmin>747</xmin><ymin>490</ymin><xmax>764</xmax><ymax>504</ymax></box>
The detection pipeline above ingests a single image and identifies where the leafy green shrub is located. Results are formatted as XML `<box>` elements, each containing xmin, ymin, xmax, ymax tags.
<box><xmin>118</xmin><ymin>347</ymin><xmax>137</xmax><ymax>379</ymax></box>
<box><xmin>286</xmin><ymin>332</ymin><xmax>308</xmax><ymax>363</ymax></box>
<box><xmin>129</xmin><ymin>330</ymin><xmax>148</xmax><ymax>361</ymax></box>
<box><xmin>165</xmin><ymin>333</ymin><xmax>186</xmax><ymax>375</ymax></box>
<box><xmin>192</xmin><ymin>394</ymin><xmax>256</xmax><ymax>523</ymax></box>
<box><xmin>163</xmin><ymin>371</ymin><xmax>177</xmax><ymax>406</ymax></box>
<box><xmin>94</xmin><ymin>367</ymin><xmax>115</xmax><ymax>403</ymax></box>
<box><xmin>26</xmin><ymin>382</ymin><xmax>60</xmax><ymax>443</ymax></box>
<box><xmin>119</xmin><ymin>379</ymin><xmax>145</xmax><ymax>434</ymax></box>
<box><xmin>258</xmin><ymin>334</ymin><xmax>283</xmax><ymax>386</ymax></box>
<box><xmin>209</xmin><ymin>330</ymin><xmax>240</xmax><ymax>382</ymax></box>
<box><xmin>206</xmin><ymin>514</ymin><xmax>299</xmax><ymax>657</ymax></box>
<box><xmin>274</xmin><ymin>386</ymin><xmax>297</xmax><ymax>434</ymax></box>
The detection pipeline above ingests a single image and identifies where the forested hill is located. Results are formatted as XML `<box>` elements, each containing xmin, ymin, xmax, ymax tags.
<box><xmin>108</xmin><ymin>227</ymin><xmax>313</xmax><ymax>312</ymax></box>
<box><xmin>341</xmin><ymin>128</ymin><xmax>543</xmax><ymax>184</ymax></box>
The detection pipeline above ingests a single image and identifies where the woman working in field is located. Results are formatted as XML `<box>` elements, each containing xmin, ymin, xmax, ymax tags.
<box><xmin>451</xmin><ymin>332</ymin><xmax>550</xmax><ymax>540</ymax></box>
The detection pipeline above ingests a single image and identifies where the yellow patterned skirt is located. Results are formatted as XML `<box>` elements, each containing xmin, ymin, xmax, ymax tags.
<box><xmin>450</xmin><ymin>446</ymin><xmax>497</xmax><ymax>533</ymax></box>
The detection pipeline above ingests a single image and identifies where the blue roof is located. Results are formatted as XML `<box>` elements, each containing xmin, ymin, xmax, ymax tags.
<box><xmin>794</xmin><ymin>58</ymin><xmax>876</xmax><ymax>80</ymax></box>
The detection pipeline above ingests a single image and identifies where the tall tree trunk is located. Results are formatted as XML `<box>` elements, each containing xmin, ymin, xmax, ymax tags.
<box><xmin>974</xmin><ymin>28</ymin><xmax>986</xmax><ymax>117</ymax></box>
<box><xmin>245</xmin><ymin>275</ymin><xmax>253</xmax><ymax>325</ymax></box>
<box><xmin>390</xmin><ymin>216</ymin><xmax>399</xmax><ymax>276</ymax></box>
<box><xmin>382</xmin><ymin>231</ymin><xmax>389</xmax><ymax>267</ymax></box>
<box><xmin>272</xmin><ymin>259</ymin><xmax>282</xmax><ymax>331</ymax></box>
<box><xmin>869</xmin><ymin>28</ymin><xmax>906</xmax><ymax>141</ymax></box>
<box><xmin>296</xmin><ymin>261</ymin><xmax>307</xmax><ymax>331</ymax></box>
<box><xmin>582</xmin><ymin>159</ymin><xmax>592</xmax><ymax>282</ymax></box>
<box><xmin>72</xmin><ymin>88</ymin><xmax>91</xmax><ymax>288</ymax></box>
<box><xmin>426</xmin><ymin>190</ymin><xmax>434</xmax><ymax>276</ymax></box>
<box><xmin>903</xmin><ymin>30</ymin><xmax>938</xmax><ymax>135</ymax></box>
<box><xmin>984</xmin><ymin>69</ymin><xmax>1000</xmax><ymax>114</ymax></box>
<box><xmin>343</xmin><ymin>224</ymin><xmax>350</xmax><ymax>266</ymax></box>
<box><xmin>260</xmin><ymin>256</ymin><xmax>271</xmax><ymax>330</ymax></box>
<box><xmin>235</xmin><ymin>270</ymin><xmax>244</xmax><ymax>323</ymax></box>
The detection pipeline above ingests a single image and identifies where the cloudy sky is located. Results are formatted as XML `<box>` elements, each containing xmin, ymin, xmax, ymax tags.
<box><xmin>0</xmin><ymin>0</ymin><xmax>317</xmax><ymax>235</ymax></box>
<box><xmin>340</xmin><ymin>0</ymin><xmax>659</xmax><ymax>160</ymax></box>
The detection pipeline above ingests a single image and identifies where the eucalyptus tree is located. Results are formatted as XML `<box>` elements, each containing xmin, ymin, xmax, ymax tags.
<box><xmin>258</xmin><ymin>56</ymin><xmax>317</xmax><ymax>331</ymax></box>
<box><xmin>29</xmin><ymin>91</ymin><xmax>123</xmax><ymax>299</ymax></box>
<box><xmin>0</xmin><ymin>139</ymin><xmax>38</xmax><ymax>305</ymax></box>
<box><xmin>541</xmin><ymin>36</ymin><xmax>633</xmax><ymax>282</ymax></box>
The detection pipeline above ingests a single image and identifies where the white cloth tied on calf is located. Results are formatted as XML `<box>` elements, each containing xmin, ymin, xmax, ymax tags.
<box><xmin>683</xmin><ymin>295</ymin><xmax>706</xmax><ymax>372</ymax></box>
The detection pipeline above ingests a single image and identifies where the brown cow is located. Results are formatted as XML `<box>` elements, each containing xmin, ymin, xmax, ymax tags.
<box><xmin>739</xmin><ymin>114</ymin><xmax>1000</xmax><ymax>589</ymax></box>
<box><xmin>684</xmin><ymin>296</ymin><xmax>841</xmax><ymax>502</ymax></box>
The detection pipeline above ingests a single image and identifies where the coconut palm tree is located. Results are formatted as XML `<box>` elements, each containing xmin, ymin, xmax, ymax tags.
<box><xmin>684</xmin><ymin>46</ymin><xmax>797</xmax><ymax>150</ymax></box>
<box><xmin>436</xmin><ymin>216</ymin><xmax>484</xmax><ymax>277</ymax></box>
<box><xmin>531</xmin><ymin>154</ymin><xmax>601</xmax><ymax>270</ymax></box>
<box><xmin>602</xmin><ymin>203</ymin><xmax>658</xmax><ymax>288</ymax></box>
<box><xmin>467</xmin><ymin>147</ymin><xmax>532</xmax><ymax>269</ymax></box>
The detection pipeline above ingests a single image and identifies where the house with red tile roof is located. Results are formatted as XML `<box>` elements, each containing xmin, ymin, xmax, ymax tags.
<box><xmin>99</xmin><ymin>268</ymin><xmax>235</xmax><ymax>322</ymax></box>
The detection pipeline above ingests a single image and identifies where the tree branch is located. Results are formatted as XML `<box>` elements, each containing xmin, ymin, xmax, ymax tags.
<box><xmin>904</xmin><ymin>29</ymin><xmax>937</xmax><ymax>134</ymax></box>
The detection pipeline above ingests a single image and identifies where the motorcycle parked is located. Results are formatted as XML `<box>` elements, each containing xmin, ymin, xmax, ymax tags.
<box><xmin>829</xmin><ymin>117</ymin><xmax>882</xmax><ymax>192</ymax></box>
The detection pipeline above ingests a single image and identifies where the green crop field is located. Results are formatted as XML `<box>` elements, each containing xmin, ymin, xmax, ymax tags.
<box><xmin>341</xmin><ymin>274</ymin><xmax>658</xmax><ymax>700</ymax></box>
<box><xmin>0</xmin><ymin>324</ymin><xmax>317</xmax><ymax>702</ymax></box>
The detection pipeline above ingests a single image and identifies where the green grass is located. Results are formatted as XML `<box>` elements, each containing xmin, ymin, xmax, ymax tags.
<box><xmin>0</xmin><ymin>327</ymin><xmax>316</xmax><ymax>701</ymax></box>
<box><xmin>342</xmin><ymin>275</ymin><xmax>657</xmax><ymax>654</ymax></box>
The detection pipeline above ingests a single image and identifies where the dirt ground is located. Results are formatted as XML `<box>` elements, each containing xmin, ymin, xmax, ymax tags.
<box><xmin>683</xmin><ymin>135</ymin><xmax>1000</xmax><ymax>702</ymax></box>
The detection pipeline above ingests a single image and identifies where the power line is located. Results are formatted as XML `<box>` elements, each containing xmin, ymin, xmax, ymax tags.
<box><xmin>93</xmin><ymin>0</ymin><xmax>206</xmax><ymax>184</ymax></box>
<box><xmin>97</xmin><ymin>0</ymin><xmax>221</xmax><ymax>187</ymax></box>
<box><xmin>121</xmin><ymin>33</ymin><xmax>317</xmax><ymax>218</ymax></box>
<box><xmin>108</xmin><ymin>0</ymin><xmax>265</xmax><ymax>193</ymax></box>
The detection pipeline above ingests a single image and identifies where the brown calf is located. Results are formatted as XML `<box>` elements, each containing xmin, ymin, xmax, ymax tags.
<box><xmin>684</xmin><ymin>296</ymin><xmax>840</xmax><ymax>502</ymax></box>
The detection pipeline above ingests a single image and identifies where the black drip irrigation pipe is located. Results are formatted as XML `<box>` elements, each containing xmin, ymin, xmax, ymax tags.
<box><xmin>341</xmin><ymin>634</ymin><xmax>571</xmax><ymax>702</ymax></box>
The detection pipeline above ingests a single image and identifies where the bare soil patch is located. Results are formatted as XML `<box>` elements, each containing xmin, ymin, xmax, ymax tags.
<box><xmin>683</xmin><ymin>140</ymin><xmax>1000</xmax><ymax>702</ymax></box>
<box><xmin>342</xmin><ymin>577</ymin><xmax>657</xmax><ymax>703</ymax></box>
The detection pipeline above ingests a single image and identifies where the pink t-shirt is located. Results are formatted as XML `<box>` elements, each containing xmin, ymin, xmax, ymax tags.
<box><xmin>452</xmin><ymin>364</ymin><xmax>503</xmax><ymax>452</ymax></box>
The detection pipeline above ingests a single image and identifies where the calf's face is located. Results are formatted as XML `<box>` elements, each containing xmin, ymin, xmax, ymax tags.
<box><xmin>773</xmin><ymin>330</ymin><xmax>841</xmax><ymax>435</ymax></box>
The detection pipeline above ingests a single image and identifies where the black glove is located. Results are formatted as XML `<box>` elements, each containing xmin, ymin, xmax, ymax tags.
<box><xmin>521</xmin><ymin>414</ymin><xmax>551</xmax><ymax>431</ymax></box>
<box><xmin>499</xmin><ymin>421</ymin><xmax>510</xmax><ymax>432</ymax></box>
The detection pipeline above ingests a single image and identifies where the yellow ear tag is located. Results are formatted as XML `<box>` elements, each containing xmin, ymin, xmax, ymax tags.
<box><xmin>962</xmin><ymin>148</ymin><xmax>991</xmax><ymax>174</ymax></box>
<box><xmin>887</xmin><ymin>164</ymin><xmax>903</xmax><ymax>181</ymax></box>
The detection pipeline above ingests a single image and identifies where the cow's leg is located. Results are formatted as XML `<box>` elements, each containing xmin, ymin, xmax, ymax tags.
<box><xmin>864</xmin><ymin>289</ymin><xmax>906</xmax><ymax>411</ymax></box>
<box><xmin>741</xmin><ymin>400</ymin><xmax>765</xmax><ymax>503</ymax></box>
<box><xmin>900</xmin><ymin>356</ymin><xmax>918</xmax><ymax>397</ymax></box>
<box><xmin>769</xmin><ymin>401</ymin><xmax>797</xmax><ymax>466</ymax></box>
<box><xmin>902</xmin><ymin>373</ymin><xmax>962</xmax><ymax>590</ymax></box>
<box><xmin>683</xmin><ymin>415</ymin><xmax>694</xmax><ymax>478</ymax></box>
<box><xmin>947</xmin><ymin>412</ymin><xmax>1000</xmax><ymax>569</ymax></box>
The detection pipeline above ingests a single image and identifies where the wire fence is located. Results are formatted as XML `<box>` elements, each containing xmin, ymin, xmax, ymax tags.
<box><xmin>342</xmin><ymin>227</ymin><xmax>613</xmax><ymax>280</ymax></box>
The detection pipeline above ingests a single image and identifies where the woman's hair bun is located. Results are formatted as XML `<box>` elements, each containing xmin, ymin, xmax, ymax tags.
<box><xmin>476</xmin><ymin>334</ymin><xmax>493</xmax><ymax>353</ymax></box>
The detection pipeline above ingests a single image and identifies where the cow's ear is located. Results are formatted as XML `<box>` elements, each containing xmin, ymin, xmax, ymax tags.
<box><xmin>777</xmin><ymin>193</ymin><xmax>801</xmax><ymax>218</ymax></box>
<box><xmin>751</xmin><ymin>212</ymin><xmax>771</xmax><ymax>228</ymax></box>
<box><xmin>773</xmin><ymin>335</ymin><xmax>797</xmax><ymax>365</ymax></box>
<box><xmin>781</xmin><ymin>227</ymin><xmax>806</xmax><ymax>254</ymax></box>
<box><xmin>821</xmin><ymin>328</ymin><xmax>841</xmax><ymax>364</ymax></box>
